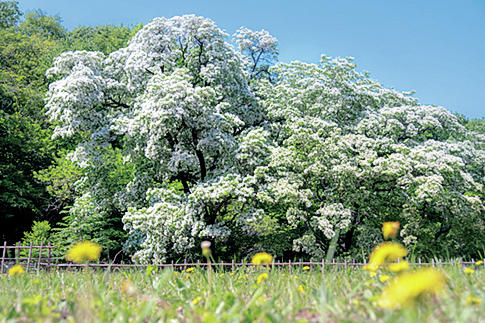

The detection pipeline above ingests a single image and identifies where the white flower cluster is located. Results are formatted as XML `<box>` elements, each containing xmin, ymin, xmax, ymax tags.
<box><xmin>46</xmin><ymin>14</ymin><xmax>485</xmax><ymax>261</ymax></box>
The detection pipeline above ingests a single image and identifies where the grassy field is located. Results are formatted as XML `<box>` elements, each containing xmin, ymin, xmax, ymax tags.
<box><xmin>1</xmin><ymin>263</ymin><xmax>485</xmax><ymax>323</ymax></box>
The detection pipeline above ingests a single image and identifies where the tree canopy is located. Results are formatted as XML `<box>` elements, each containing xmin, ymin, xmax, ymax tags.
<box><xmin>45</xmin><ymin>14</ymin><xmax>485</xmax><ymax>262</ymax></box>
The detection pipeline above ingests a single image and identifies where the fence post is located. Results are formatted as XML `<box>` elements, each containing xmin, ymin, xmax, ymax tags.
<box><xmin>418</xmin><ymin>258</ymin><xmax>421</xmax><ymax>267</ymax></box>
<box><xmin>171</xmin><ymin>260</ymin><xmax>174</xmax><ymax>271</ymax></box>
<box><xmin>432</xmin><ymin>259</ymin><xmax>435</xmax><ymax>267</ymax></box>
<box><xmin>289</xmin><ymin>260</ymin><xmax>292</xmax><ymax>274</ymax></box>
<box><xmin>1</xmin><ymin>241</ymin><xmax>6</xmax><ymax>274</ymax></box>
<box><xmin>232</xmin><ymin>259</ymin><xmax>235</xmax><ymax>271</ymax></box>
<box><xmin>321</xmin><ymin>259</ymin><xmax>324</xmax><ymax>274</ymax></box>
<box><xmin>15</xmin><ymin>241</ymin><xmax>20</xmax><ymax>264</ymax></box>
<box><xmin>26</xmin><ymin>242</ymin><xmax>33</xmax><ymax>273</ymax></box>
<box><xmin>37</xmin><ymin>241</ymin><xmax>44</xmax><ymax>273</ymax></box>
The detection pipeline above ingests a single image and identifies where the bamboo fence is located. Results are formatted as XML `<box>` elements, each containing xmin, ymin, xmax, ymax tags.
<box><xmin>1</xmin><ymin>242</ymin><xmax>484</xmax><ymax>274</ymax></box>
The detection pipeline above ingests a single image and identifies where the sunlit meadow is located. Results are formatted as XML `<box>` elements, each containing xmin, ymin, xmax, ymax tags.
<box><xmin>1</xmin><ymin>261</ymin><xmax>485</xmax><ymax>322</ymax></box>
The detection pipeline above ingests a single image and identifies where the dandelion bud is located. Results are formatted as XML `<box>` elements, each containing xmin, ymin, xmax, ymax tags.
<box><xmin>202</xmin><ymin>248</ymin><xmax>212</xmax><ymax>257</ymax></box>
<box><xmin>201</xmin><ymin>241</ymin><xmax>211</xmax><ymax>249</ymax></box>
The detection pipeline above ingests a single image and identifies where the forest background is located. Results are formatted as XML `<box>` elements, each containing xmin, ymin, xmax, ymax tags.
<box><xmin>1</xmin><ymin>0</ymin><xmax>485</xmax><ymax>263</ymax></box>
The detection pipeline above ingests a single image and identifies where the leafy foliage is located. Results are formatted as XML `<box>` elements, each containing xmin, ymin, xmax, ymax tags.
<box><xmin>45</xmin><ymin>14</ymin><xmax>485</xmax><ymax>263</ymax></box>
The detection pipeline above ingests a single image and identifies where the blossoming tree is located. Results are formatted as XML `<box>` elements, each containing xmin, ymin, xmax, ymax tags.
<box><xmin>46</xmin><ymin>15</ymin><xmax>485</xmax><ymax>262</ymax></box>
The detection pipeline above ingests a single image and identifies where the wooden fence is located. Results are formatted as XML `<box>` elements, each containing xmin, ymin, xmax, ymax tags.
<box><xmin>2</xmin><ymin>242</ymin><xmax>485</xmax><ymax>274</ymax></box>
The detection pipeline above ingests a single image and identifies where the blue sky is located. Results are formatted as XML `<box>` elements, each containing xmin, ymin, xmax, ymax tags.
<box><xmin>18</xmin><ymin>0</ymin><xmax>485</xmax><ymax>118</ymax></box>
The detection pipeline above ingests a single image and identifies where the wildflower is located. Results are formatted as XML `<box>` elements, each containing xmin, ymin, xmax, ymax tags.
<box><xmin>251</xmin><ymin>252</ymin><xmax>273</xmax><ymax>265</ymax></box>
<box><xmin>369</xmin><ymin>272</ymin><xmax>376</xmax><ymax>278</ymax></box>
<box><xmin>363</xmin><ymin>264</ymin><xmax>379</xmax><ymax>273</ymax></box>
<box><xmin>377</xmin><ymin>268</ymin><xmax>446</xmax><ymax>309</ymax></box>
<box><xmin>365</xmin><ymin>242</ymin><xmax>408</xmax><ymax>272</ymax></box>
<box><xmin>302</xmin><ymin>266</ymin><xmax>310</xmax><ymax>270</ymax></box>
<box><xmin>257</xmin><ymin>273</ymin><xmax>269</xmax><ymax>284</ymax></box>
<box><xmin>121</xmin><ymin>279</ymin><xmax>136</xmax><ymax>296</ymax></box>
<box><xmin>379</xmin><ymin>275</ymin><xmax>391</xmax><ymax>283</ymax></box>
<box><xmin>8</xmin><ymin>264</ymin><xmax>24</xmax><ymax>276</ymax></box>
<box><xmin>281</xmin><ymin>274</ymin><xmax>285</xmax><ymax>276</ymax></box>
<box><xmin>186</xmin><ymin>268</ymin><xmax>195</xmax><ymax>272</ymax></box>
<box><xmin>202</xmin><ymin>248</ymin><xmax>212</xmax><ymax>257</ymax></box>
<box><xmin>219</xmin><ymin>273</ymin><xmax>225</xmax><ymax>277</ymax></box>
<box><xmin>186</xmin><ymin>274</ymin><xmax>190</xmax><ymax>278</ymax></box>
<box><xmin>293</xmin><ymin>276</ymin><xmax>299</xmax><ymax>279</ymax></box>
<box><xmin>382</xmin><ymin>222</ymin><xmax>400</xmax><ymax>240</ymax></box>
<box><xmin>464</xmin><ymin>268</ymin><xmax>475</xmax><ymax>274</ymax></box>
<box><xmin>389</xmin><ymin>260</ymin><xmax>410</xmax><ymax>273</ymax></box>
<box><xmin>466</xmin><ymin>296</ymin><xmax>481</xmax><ymax>305</ymax></box>
<box><xmin>201</xmin><ymin>241</ymin><xmax>212</xmax><ymax>257</ymax></box>
<box><xmin>476</xmin><ymin>260</ymin><xmax>483</xmax><ymax>266</ymax></box>
<box><xmin>298</xmin><ymin>285</ymin><xmax>305</xmax><ymax>293</ymax></box>
<box><xmin>192</xmin><ymin>296</ymin><xmax>202</xmax><ymax>305</ymax></box>
<box><xmin>229</xmin><ymin>272</ymin><xmax>234</xmax><ymax>276</ymax></box>
<box><xmin>66</xmin><ymin>241</ymin><xmax>102</xmax><ymax>264</ymax></box>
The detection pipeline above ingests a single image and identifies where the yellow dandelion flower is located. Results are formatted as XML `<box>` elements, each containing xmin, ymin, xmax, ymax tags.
<box><xmin>370</xmin><ymin>272</ymin><xmax>376</xmax><ymax>278</ymax></box>
<box><xmin>379</xmin><ymin>275</ymin><xmax>391</xmax><ymax>283</ymax></box>
<box><xmin>382</xmin><ymin>222</ymin><xmax>400</xmax><ymax>240</ymax></box>
<box><xmin>476</xmin><ymin>261</ymin><xmax>483</xmax><ymax>266</ymax></box>
<box><xmin>466</xmin><ymin>296</ymin><xmax>481</xmax><ymax>305</ymax></box>
<box><xmin>459</xmin><ymin>264</ymin><xmax>463</xmax><ymax>268</ymax></box>
<box><xmin>219</xmin><ymin>273</ymin><xmax>225</xmax><ymax>277</ymax></box>
<box><xmin>389</xmin><ymin>260</ymin><xmax>410</xmax><ymax>273</ymax></box>
<box><xmin>377</xmin><ymin>268</ymin><xmax>446</xmax><ymax>309</ymax></box>
<box><xmin>302</xmin><ymin>266</ymin><xmax>310</xmax><ymax>270</ymax></box>
<box><xmin>251</xmin><ymin>252</ymin><xmax>273</xmax><ymax>265</ymax></box>
<box><xmin>186</xmin><ymin>274</ymin><xmax>191</xmax><ymax>278</ymax></box>
<box><xmin>8</xmin><ymin>264</ymin><xmax>24</xmax><ymax>276</ymax></box>
<box><xmin>229</xmin><ymin>272</ymin><xmax>234</xmax><ymax>276</ymax></box>
<box><xmin>366</xmin><ymin>242</ymin><xmax>408</xmax><ymax>271</ymax></box>
<box><xmin>192</xmin><ymin>296</ymin><xmax>202</xmax><ymax>305</ymax></box>
<box><xmin>281</xmin><ymin>273</ymin><xmax>285</xmax><ymax>276</ymax></box>
<box><xmin>66</xmin><ymin>241</ymin><xmax>102</xmax><ymax>264</ymax></box>
<box><xmin>257</xmin><ymin>272</ymin><xmax>269</xmax><ymax>284</ymax></box>
<box><xmin>464</xmin><ymin>268</ymin><xmax>475</xmax><ymax>274</ymax></box>
<box><xmin>297</xmin><ymin>285</ymin><xmax>305</xmax><ymax>293</ymax></box>
<box><xmin>293</xmin><ymin>276</ymin><xmax>299</xmax><ymax>279</ymax></box>
<box><xmin>186</xmin><ymin>268</ymin><xmax>194</xmax><ymax>272</ymax></box>
<box><xmin>363</xmin><ymin>264</ymin><xmax>379</xmax><ymax>273</ymax></box>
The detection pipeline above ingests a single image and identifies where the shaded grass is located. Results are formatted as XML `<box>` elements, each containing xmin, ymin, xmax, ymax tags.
<box><xmin>1</xmin><ymin>262</ymin><xmax>485</xmax><ymax>322</ymax></box>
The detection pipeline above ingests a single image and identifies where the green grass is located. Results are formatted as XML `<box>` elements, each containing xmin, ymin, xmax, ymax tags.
<box><xmin>1</xmin><ymin>263</ymin><xmax>485</xmax><ymax>322</ymax></box>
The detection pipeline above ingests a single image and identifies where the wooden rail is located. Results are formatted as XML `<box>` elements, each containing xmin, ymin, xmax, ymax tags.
<box><xmin>1</xmin><ymin>242</ymin><xmax>54</xmax><ymax>274</ymax></box>
<box><xmin>2</xmin><ymin>242</ymin><xmax>485</xmax><ymax>274</ymax></box>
